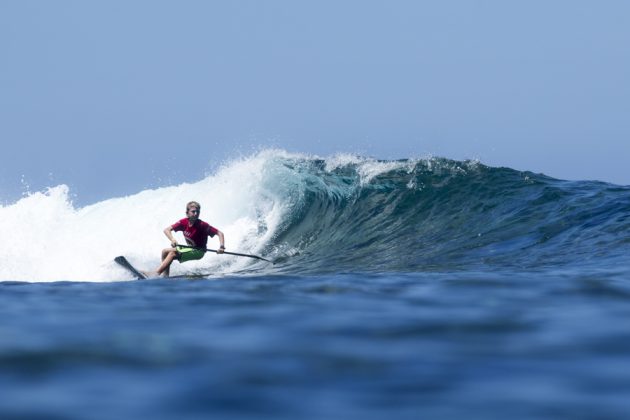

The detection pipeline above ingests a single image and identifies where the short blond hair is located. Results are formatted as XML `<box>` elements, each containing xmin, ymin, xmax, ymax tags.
<box><xmin>186</xmin><ymin>201</ymin><xmax>201</xmax><ymax>212</ymax></box>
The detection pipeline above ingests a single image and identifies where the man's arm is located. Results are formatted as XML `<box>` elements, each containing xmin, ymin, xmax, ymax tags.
<box><xmin>164</xmin><ymin>226</ymin><xmax>178</xmax><ymax>247</ymax></box>
<box><xmin>216</xmin><ymin>230</ymin><xmax>225</xmax><ymax>254</ymax></box>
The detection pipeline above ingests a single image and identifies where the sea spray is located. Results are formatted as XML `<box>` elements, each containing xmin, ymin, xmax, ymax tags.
<box><xmin>0</xmin><ymin>151</ymin><xmax>291</xmax><ymax>281</ymax></box>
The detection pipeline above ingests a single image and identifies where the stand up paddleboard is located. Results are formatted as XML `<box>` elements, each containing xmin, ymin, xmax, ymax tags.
<box><xmin>114</xmin><ymin>256</ymin><xmax>147</xmax><ymax>280</ymax></box>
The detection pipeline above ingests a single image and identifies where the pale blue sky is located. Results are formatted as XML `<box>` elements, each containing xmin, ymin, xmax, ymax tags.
<box><xmin>1</xmin><ymin>1</ymin><xmax>629</xmax><ymax>205</ymax></box>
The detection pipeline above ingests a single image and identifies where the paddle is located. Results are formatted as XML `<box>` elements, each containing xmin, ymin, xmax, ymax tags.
<box><xmin>175</xmin><ymin>244</ymin><xmax>273</xmax><ymax>264</ymax></box>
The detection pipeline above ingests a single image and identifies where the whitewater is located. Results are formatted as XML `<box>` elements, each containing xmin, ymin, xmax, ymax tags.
<box><xmin>2</xmin><ymin>149</ymin><xmax>630</xmax><ymax>419</ymax></box>
<box><xmin>1</xmin><ymin>150</ymin><xmax>307</xmax><ymax>281</ymax></box>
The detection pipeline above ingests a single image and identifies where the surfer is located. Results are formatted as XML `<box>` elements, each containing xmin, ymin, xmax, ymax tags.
<box><xmin>153</xmin><ymin>201</ymin><xmax>225</xmax><ymax>277</ymax></box>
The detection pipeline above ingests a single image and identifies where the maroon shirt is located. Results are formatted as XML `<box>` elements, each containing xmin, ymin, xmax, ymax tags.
<box><xmin>172</xmin><ymin>218</ymin><xmax>218</xmax><ymax>248</ymax></box>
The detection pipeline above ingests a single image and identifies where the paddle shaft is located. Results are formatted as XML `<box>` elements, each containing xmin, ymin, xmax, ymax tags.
<box><xmin>176</xmin><ymin>245</ymin><xmax>272</xmax><ymax>263</ymax></box>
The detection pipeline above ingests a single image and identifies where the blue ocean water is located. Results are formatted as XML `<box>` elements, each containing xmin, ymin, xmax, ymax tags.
<box><xmin>2</xmin><ymin>152</ymin><xmax>630</xmax><ymax>419</ymax></box>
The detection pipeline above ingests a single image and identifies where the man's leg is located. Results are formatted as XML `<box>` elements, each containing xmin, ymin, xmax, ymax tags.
<box><xmin>156</xmin><ymin>248</ymin><xmax>179</xmax><ymax>277</ymax></box>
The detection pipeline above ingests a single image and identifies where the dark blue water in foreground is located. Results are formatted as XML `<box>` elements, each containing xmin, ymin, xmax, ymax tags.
<box><xmin>2</xmin><ymin>158</ymin><xmax>630</xmax><ymax>419</ymax></box>
<box><xmin>2</xmin><ymin>270</ymin><xmax>630</xmax><ymax>419</ymax></box>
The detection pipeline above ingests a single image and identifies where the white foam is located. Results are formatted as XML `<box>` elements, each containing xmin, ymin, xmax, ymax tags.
<box><xmin>325</xmin><ymin>153</ymin><xmax>420</xmax><ymax>185</ymax></box>
<box><xmin>0</xmin><ymin>150</ymin><xmax>303</xmax><ymax>282</ymax></box>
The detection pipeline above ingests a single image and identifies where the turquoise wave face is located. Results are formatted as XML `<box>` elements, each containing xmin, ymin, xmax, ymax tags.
<box><xmin>261</xmin><ymin>156</ymin><xmax>630</xmax><ymax>274</ymax></box>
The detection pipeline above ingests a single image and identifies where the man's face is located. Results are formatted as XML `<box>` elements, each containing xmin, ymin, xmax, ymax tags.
<box><xmin>187</xmin><ymin>207</ymin><xmax>200</xmax><ymax>221</ymax></box>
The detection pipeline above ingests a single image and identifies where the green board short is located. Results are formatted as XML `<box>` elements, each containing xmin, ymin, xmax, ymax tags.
<box><xmin>176</xmin><ymin>246</ymin><xmax>206</xmax><ymax>263</ymax></box>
